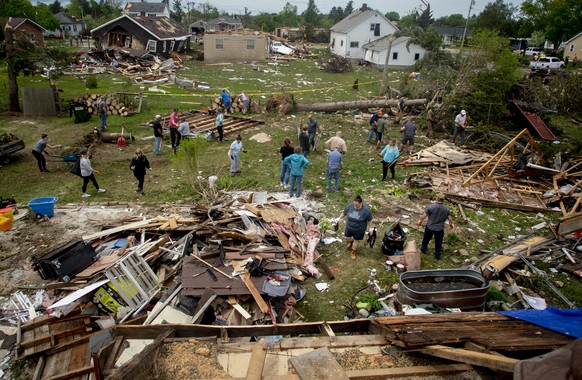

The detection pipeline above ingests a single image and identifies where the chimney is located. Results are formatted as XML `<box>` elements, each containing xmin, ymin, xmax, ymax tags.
<box><xmin>361</xmin><ymin>3</ymin><xmax>368</xmax><ymax>11</ymax></box>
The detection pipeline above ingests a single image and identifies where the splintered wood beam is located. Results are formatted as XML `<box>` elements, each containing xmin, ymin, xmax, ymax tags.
<box><xmin>422</xmin><ymin>345</ymin><xmax>518</xmax><ymax>372</ymax></box>
<box><xmin>245</xmin><ymin>338</ymin><xmax>268</xmax><ymax>380</ymax></box>
<box><xmin>320</xmin><ymin>322</ymin><xmax>336</xmax><ymax>343</ymax></box>
<box><xmin>243</xmin><ymin>273</ymin><xmax>269</xmax><ymax>313</ymax></box>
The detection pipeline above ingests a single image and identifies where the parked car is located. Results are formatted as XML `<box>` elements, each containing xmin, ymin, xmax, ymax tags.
<box><xmin>524</xmin><ymin>47</ymin><xmax>543</xmax><ymax>56</ymax></box>
<box><xmin>271</xmin><ymin>41</ymin><xmax>294</xmax><ymax>55</ymax></box>
<box><xmin>529</xmin><ymin>57</ymin><xmax>565</xmax><ymax>71</ymax></box>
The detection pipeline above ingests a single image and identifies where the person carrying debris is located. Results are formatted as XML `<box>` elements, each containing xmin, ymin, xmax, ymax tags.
<box><xmin>215</xmin><ymin>109</ymin><xmax>224</xmax><ymax>143</ymax></box>
<box><xmin>306</xmin><ymin>114</ymin><xmax>320</xmax><ymax>152</ymax></box>
<box><xmin>368</xmin><ymin>110</ymin><xmax>382</xmax><ymax>144</ymax></box>
<box><xmin>327</xmin><ymin>147</ymin><xmax>343</xmax><ymax>192</ymax></box>
<box><xmin>79</xmin><ymin>149</ymin><xmax>106</xmax><ymax>198</ymax></box>
<box><xmin>221</xmin><ymin>89</ymin><xmax>232</xmax><ymax>114</ymax></box>
<box><xmin>130</xmin><ymin>149</ymin><xmax>151</xmax><ymax>194</ymax></box>
<box><xmin>451</xmin><ymin>109</ymin><xmax>467</xmax><ymax>146</ymax></box>
<box><xmin>325</xmin><ymin>131</ymin><xmax>347</xmax><ymax>154</ymax></box>
<box><xmin>417</xmin><ymin>194</ymin><xmax>454</xmax><ymax>261</ymax></box>
<box><xmin>96</xmin><ymin>96</ymin><xmax>108</xmax><ymax>131</ymax></box>
<box><xmin>31</xmin><ymin>133</ymin><xmax>62</xmax><ymax>173</ymax></box>
<box><xmin>228</xmin><ymin>134</ymin><xmax>246</xmax><ymax>174</ymax></box>
<box><xmin>284</xmin><ymin>146</ymin><xmax>309</xmax><ymax>198</ymax></box>
<box><xmin>338</xmin><ymin>195</ymin><xmax>373</xmax><ymax>260</ymax></box>
<box><xmin>152</xmin><ymin>115</ymin><xmax>163</xmax><ymax>155</ymax></box>
<box><xmin>376</xmin><ymin>114</ymin><xmax>389</xmax><ymax>151</ymax></box>
<box><xmin>400</xmin><ymin>117</ymin><xmax>417</xmax><ymax>155</ymax></box>
<box><xmin>279</xmin><ymin>138</ymin><xmax>294</xmax><ymax>188</ymax></box>
<box><xmin>168</xmin><ymin>108</ymin><xmax>180</xmax><ymax>154</ymax></box>
<box><xmin>380</xmin><ymin>139</ymin><xmax>399</xmax><ymax>182</ymax></box>
<box><xmin>299</xmin><ymin>124</ymin><xmax>310</xmax><ymax>158</ymax></box>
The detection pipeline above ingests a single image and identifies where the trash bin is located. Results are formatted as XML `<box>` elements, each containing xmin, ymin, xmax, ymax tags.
<box><xmin>70</xmin><ymin>102</ymin><xmax>91</xmax><ymax>123</ymax></box>
<box><xmin>381</xmin><ymin>222</ymin><xmax>407</xmax><ymax>255</ymax></box>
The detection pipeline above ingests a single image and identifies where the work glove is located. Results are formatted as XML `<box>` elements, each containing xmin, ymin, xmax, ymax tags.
<box><xmin>230</xmin><ymin>155</ymin><xmax>234</xmax><ymax>160</ymax></box>
<box><xmin>449</xmin><ymin>223</ymin><xmax>454</xmax><ymax>230</ymax></box>
<box><xmin>367</xmin><ymin>228</ymin><xmax>374</xmax><ymax>235</ymax></box>
<box><xmin>130</xmin><ymin>166</ymin><xmax>135</xmax><ymax>171</ymax></box>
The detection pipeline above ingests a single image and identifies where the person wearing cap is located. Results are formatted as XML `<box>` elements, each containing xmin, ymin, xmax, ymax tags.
<box><xmin>299</xmin><ymin>124</ymin><xmax>310</xmax><ymax>158</ymax></box>
<box><xmin>152</xmin><ymin>115</ymin><xmax>163</xmax><ymax>155</ymax></box>
<box><xmin>325</xmin><ymin>131</ymin><xmax>347</xmax><ymax>154</ymax></box>
<box><xmin>228</xmin><ymin>134</ymin><xmax>246</xmax><ymax>174</ymax></box>
<box><xmin>417</xmin><ymin>194</ymin><xmax>454</xmax><ymax>260</ymax></box>
<box><xmin>375</xmin><ymin>113</ymin><xmax>389</xmax><ymax>151</ymax></box>
<box><xmin>368</xmin><ymin>110</ymin><xmax>382</xmax><ymax>144</ymax></box>
<box><xmin>338</xmin><ymin>195</ymin><xmax>373</xmax><ymax>260</ymax></box>
<box><xmin>306</xmin><ymin>114</ymin><xmax>320</xmax><ymax>152</ymax></box>
<box><xmin>451</xmin><ymin>109</ymin><xmax>467</xmax><ymax>146</ymax></box>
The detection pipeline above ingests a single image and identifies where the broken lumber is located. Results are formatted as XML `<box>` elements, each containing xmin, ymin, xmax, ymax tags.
<box><xmin>421</xmin><ymin>345</ymin><xmax>518</xmax><ymax>372</ymax></box>
<box><xmin>245</xmin><ymin>338</ymin><xmax>268</xmax><ymax>380</ymax></box>
<box><xmin>295</xmin><ymin>99</ymin><xmax>427</xmax><ymax>113</ymax></box>
<box><xmin>242</xmin><ymin>273</ymin><xmax>269</xmax><ymax>313</ymax></box>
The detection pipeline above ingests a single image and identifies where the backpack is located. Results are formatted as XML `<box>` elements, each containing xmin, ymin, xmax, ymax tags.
<box><xmin>70</xmin><ymin>158</ymin><xmax>82</xmax><ymax>177</ymax></box>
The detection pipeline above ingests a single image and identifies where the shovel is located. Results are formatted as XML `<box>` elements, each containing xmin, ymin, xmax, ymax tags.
<box><xmin>117</xmin><ymin>125</ymin><xmax>126</xmax><ymax>149</ymax></box>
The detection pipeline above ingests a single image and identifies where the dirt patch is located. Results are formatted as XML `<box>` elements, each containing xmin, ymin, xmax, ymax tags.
<box><xmin>152</xmin><ymin>339</ymin><xmax>230</xmax><ymax>379</ymax></box>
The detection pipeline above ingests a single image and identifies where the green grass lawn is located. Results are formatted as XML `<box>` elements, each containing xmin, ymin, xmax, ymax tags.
<box><xmin>1</xmin><ymin>47</ymin><xmax>578</xmax><ymax>320</ymax></box>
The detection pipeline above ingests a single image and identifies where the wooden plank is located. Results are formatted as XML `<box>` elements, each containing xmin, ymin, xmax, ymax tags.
<box><xmin>245</xmin><ymin>338</ymin><xmax>268</xmax><ymax>380</ymax></box>
<box><xmin>280</xmin><ymin>335</ymin><xmax>387</xmax><ymax>350</ymax></box>
<box><xmin>190</xmin><ymin>288</ymin><xmax>217</xmax><ymax>324</ymax></box>
<box><xmin>81</xmin><ymin>219</ymin><xmax>153</xmax><ymax>241</ymax></box>
<box><xmin>422</xmin><ymin>345</ymin><xmax>518</xmax><ymax>372</ymax></box>
<box><xmin>320</xmin><ymin>322</ymin><xmax>336</xmax><ymax>343</ymax></box>
<box><xmin>43</xmin><ymin>365</ymin><xmax>94</xmax><ymax>380</ymax></box>
<box><xmin>227</xmin><ymin>296</ymin><xmax>252</xmax><ymax>320</ymax></box>
<box><xmin>242</xmin><ymin>273</ymin><xmax>269</xmax><ymax>313</ymax></box>
<box><xmin>345</xmin><ymin>364</ymin><xmax>473</xmax><ymax>379</ymax></box>
<box><xmin>289</xmin><ymin>347</ymin><xmax>349</xmax><ymax>380</ymax></box>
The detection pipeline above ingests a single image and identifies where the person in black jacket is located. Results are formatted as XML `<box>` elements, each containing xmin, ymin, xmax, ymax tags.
<box><xmin>130</xmin><ymin>149</ymin><xmax>151</xmax><ymax>194</ymax></box>
<box><xmin>299</xmin><ymin>124</ymin><xmax>310</xmax><ymax>158</ymax></box>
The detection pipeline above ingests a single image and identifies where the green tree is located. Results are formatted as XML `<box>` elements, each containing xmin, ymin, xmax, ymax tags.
<box><xmin>197</xmin><ymin>1</ymin><xmax>219</xmax><ymax>21</ymax></box>
<box><xmin>1</xmin><ymin>0</ymin><xmax>35</xmax><ymax>18</ymax></box>
<box><xmin>301</xmin><ymin>0</ymin><xmax>321</xmax><ymax>41</ymax></box>
<box><xmin>344</xmin><ymin>1</ymin><xmax>354</xmax><ymax>17</ymax></box>
<box><xmin>528</xmin><ymin>30</ymin><xmax>545</xmax><ymax>47</ymax></box>
<box><xmin>49</xmin><ymin>0</ymin><xmax>62</xmax><ymax>14</ymax></box>
<box><xmin>434</xmin><ymin>14</ymin><xmax>466</xmax><ymax>27</ymax></box>
<box><xmin>33</xmin><ymin>3</ymin><xmax>60</xmax><ymax>31</ymax></box>
<box><xmin>521</xmin><ymin>0</ymin><xmax>582</xmax><ymax>47</ymax></box>
<box><xmin>253</xmin><ymin>12</ymin><xmax>276</xmax><ymax>33</ymax></box>
<box><xmin>328</xmin><ymin>6</ymin><xmax>344</xmax><ymax>23</ymax></box>
<box><xmin>417</xmin><ymin>3</ymin><xmax>433</xmax><ymax>28</ymax></box>
<box><xmin>385</xmin><ymin>11</ymin><xmax>400</xmax><ymax>22</ymax></box>
<box><xmin>471</xmin><ymin>0</ymin><xmax>517</xmax><ymax>37</ymax></box>
<box><xmin>171</xmin><ymin>0</ymin><xmax>184</xmax><ymax>24</ymax></box>
<box><xmin>276</xmin><ymin>3</ymin><xmax>300</xmax><ymax>27</ymax></box>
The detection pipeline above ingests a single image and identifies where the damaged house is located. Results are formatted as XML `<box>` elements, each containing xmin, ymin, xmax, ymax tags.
<box><xmin>204</xmin><ymin>33</ymin><xmax>269</xmax><ymax>63</ymax></box>
<box><xmin>91</xmin><ymin>15</ymin><xmax>190</xmax><ymax>56</ymax></box>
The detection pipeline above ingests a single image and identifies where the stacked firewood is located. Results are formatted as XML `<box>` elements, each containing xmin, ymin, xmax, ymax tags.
<box><xmin>210</xmin><ymin>94</ymin><xmax>255</xmax><ymax>114</ymax></box>
<box><xmin>71</xmin><ymin>94</ymin><xmax>135</xmax><ymax>117</ymax></box>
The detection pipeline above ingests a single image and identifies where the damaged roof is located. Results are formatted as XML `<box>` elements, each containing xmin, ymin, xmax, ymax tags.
<box><xmin>91</xmin><ymin>15</ymin><xmax>189</xmax><ymax>41</ymax></box>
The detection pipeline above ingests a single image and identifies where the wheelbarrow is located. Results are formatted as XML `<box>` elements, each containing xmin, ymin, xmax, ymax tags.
<box><xmin>47</xmin><ymin>152</ymin><xmax>80</xmax><ymax>168</ymax></box>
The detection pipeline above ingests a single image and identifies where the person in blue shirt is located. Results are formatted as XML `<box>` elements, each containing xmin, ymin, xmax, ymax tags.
<box><xmin>327</xmin><ymin>147</ymin><xmax>343</xmax><ymax>192</ymax></box>
<box><xmin>215</xmin><ymin>109</ymin><xmax>224</xmax><ymax>143</ymax></box>
<box><xmin>380</xmin><ymin>139</ymin><xmax>399</xmax><ymax>181</ymax></box>
<box><xmin>284</xmin><ymin>147</ymin><xmax>309</xmax><ymax>198</ymax></box>
<box><xmin>221</xmin><ymin>89</ymin><xmax>232</xmax><ymax>114</ymax></box>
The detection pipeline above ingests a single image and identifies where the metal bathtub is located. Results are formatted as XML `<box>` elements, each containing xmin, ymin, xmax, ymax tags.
<box><xmin>396</xmin><ymin>269</ymin><xmax>489</xmax><ymax>311</ymax></box>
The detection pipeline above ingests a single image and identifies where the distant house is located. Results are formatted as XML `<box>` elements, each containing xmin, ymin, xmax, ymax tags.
<box><xmin>91</xmin><ymin>15</ymin><xmax>190</xmax><ymax>56</ymax></box>
<box><xmin>189</xmin><ymin>20</ymin><xmax>208</xmax><ymax>37</ymax></box>
<box><xmin>362</xmin><ymin>36</ymin><xmax>427</xmax><ymax>68</ymax></box>
<box><xmin>564</xmin><ymin>30</ymin><xmax>582</xmax><ymax>61</ymax></box>
<box><xmin>6</xmin><ymin>17</ymin><xmax>46</xmax><ymax>46</ymax></box>
<box><xmin>435</xmin><ymin>27</ymin><xmax>470</xmax><ymax>45</ymax></box>
<box><xmin>46</xmin><ymin>12</ymin><xmax>86</xmax><ymax>38</ymax></box>
<box><xmin>204</xmin><ymin>33</ymin><xmax>268</xmax><ymax>63</ymax></box>
<box><xmin>329</xmin><ymin>4</ymin><xmax>398</xmax><ymax>60</ymax></box>
<box><xmin>122</xmin><ymin>2</ymin><xmax>170</xmax><ymax>18</ymax></box>
<box><xmin>206</xmin><ymin>16</ymin><xmax>243</xmax><ymax>32</ymax></box>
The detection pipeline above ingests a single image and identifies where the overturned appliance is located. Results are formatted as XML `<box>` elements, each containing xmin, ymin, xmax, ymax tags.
<box><xmin>396</xmin><ymin>269</ymin><xmax>489</xmax><ymax>311</ymax></box>
<box><xmin>32</xmin><ymin>240</ymin><xmax>98</xmax><ymax>282</ymax></box>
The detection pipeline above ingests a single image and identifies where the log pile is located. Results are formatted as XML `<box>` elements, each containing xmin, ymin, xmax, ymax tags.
<box><xmin>209</xmin><ymin>94</ymin><xmax>258</xmax><ymax>114</ymax></box>
<box><xmin>71</xmin><ymin>94</ymin><xmax>136</xmax><ymax>117</ymax></box>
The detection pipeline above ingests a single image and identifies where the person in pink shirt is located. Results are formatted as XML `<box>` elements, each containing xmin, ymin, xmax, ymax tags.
<box><xmin>168</xmin><ymin>108</ymin><xmax>180</xmax><ymax>153</ymax></box>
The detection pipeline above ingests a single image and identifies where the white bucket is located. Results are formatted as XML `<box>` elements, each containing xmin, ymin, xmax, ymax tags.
<box><xmin>208</xmin><ymin>175</ymin><xmax>218</xmax><ymax>189</ymax></box>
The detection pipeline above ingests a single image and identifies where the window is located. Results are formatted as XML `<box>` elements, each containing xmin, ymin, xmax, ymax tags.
<box><xmin>392</xmin><ymin>52</ymin><xmax>398</xmax><ymax>60</ymax></box>
<box><xmin>246</xmin><ymin>39</ymin><xmax>255</xmax><ymax>50</ymax></box>
<box><xmin>146</xmin><ymin>40</ymin><xmax>157</xmax><ymax>52</ymax></box>
<box><xmin>414</xmin><ymin>53</ymin><xmax>420</xmax><ymax>60</ymax></box>
<box><xmin>371</xmin><ymin>23</ymin><xmax>380</xmax><ymax>36</ymax></box>
<box><xmin>176</xmin><ymin>41</ymin><xmax>183</xmax><ymax>51</ymax></box>
<box><xmin>170</xmin><ymin>41</ymin><xmax>175</xmax><ymax>51</ymax></box>
<box><xmin>162</xmin><ymin>41</ymin><xmax>166</xmax><ymax>52</ymax></box>
<box><xmin>125</xmin><ymin>36</ymin><xmax>132</xmax><ymax>48</ymax></box>
<box><xmin>569</xmin><ymin>44</ymin><xmax>575</xmax><ymax>52</ymax></box>
<box><xmin>215</xmin><ymin>38</ymin><xmax>224</xmax><ymax>49</ymax></box>
<box><xmin>370</xmin><ymin>23</ymin><xmax>375</xmax><ymax>31</ymax></box>
<box><xmin>29</xmin><ymin>32</ymin><xmax>35</xmax><ymax>43</ymax></box>
<box><xmin>73</xmin><ymin>24</ymin><xmax>77</xmax><ymax>32</ymax></box>
<box><xmin>340</xmin><ymin>40</ymin><xmax>343</xmax><ymax>47</ymax></box>
<box><xmin>147</xmin><ymin>13</ymin><xmax>156</xmax><ymax>17</ymax></box>
<box><xmin>350</xmin><ymin>41</ymin><xmax>359</xmax><ymax>48</ymax></box>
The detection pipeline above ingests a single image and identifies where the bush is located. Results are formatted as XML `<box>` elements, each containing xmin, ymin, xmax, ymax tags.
<box><xmin>85</xmin><ymin>76</ymin><xmax>98</xmax><ymax>89</ymax></box>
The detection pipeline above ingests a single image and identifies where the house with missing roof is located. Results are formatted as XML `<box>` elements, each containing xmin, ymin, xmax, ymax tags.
<box><xmin>91</xmin><ymin>15</ymin><xmax>190</xmax><ymax>56</ymax></box>
<box><xmin>122</xmin><ymin>2</ymin><xmax>170</xmax><ymax>18</ymax></box>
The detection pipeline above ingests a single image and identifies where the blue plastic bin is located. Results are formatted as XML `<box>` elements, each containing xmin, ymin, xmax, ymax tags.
<box><xmin>28</xmin><ymin>197</ymin><xmax>58</xmax><ymax>218</ymax></box>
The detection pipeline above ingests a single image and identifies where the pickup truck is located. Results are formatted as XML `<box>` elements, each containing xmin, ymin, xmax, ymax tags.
<box><xmin>0</xmin><ymin>133</ymin><xmax>25</xmax><ymax>164</ymax></box>
<box><xmin>529</xmin><ymin>57</ymin><xmax>564</xmax><ymax>71</ymax></box>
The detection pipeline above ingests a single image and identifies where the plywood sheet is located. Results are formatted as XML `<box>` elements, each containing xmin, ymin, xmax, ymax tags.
<box><xmin>289</xmin><ymin>347</ymin><xmax>349</xmax><ymax>380</ymax></box>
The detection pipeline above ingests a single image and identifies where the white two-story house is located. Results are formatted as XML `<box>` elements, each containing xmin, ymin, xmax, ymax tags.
<box><xmin>330</xmin><ymin>4</ymin><xmax>398</xmax><ymax>60</ymax></box>
<box><xmin>122</xmin><ymin>2</ymin><xmax>170</xmax><ymax>18</ymax></box>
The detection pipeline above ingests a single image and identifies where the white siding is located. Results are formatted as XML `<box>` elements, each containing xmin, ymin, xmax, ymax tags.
<box><xmin>364</xmin><ymin>43</ymin><xmax>427</xmax><ymax>68</ymax></box>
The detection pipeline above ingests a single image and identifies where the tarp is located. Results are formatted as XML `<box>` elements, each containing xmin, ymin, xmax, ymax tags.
<box><xmin>499</xmin><ymin>307</ymin><xmax>582</xmax><ymax>338</ymax></box>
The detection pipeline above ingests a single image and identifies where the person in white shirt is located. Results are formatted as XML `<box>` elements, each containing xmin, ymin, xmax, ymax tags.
<box><xmin>451</xmin><ymin>110</ymin><xmax>467</xmax><ymax>146</ymax></box>
<box><xmin>79</xmin><ymin>149</ymin><xmax>105</xmax><ymax>198</ymax></box>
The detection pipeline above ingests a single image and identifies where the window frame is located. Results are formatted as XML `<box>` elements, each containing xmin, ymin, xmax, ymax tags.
<box><xmin>246</xmin><ymin>39</ymin><xmax>255</xmax><ymax>50</ymax></box>
<box><xmin>350</xmin><ymin>41</ymin><xmax>359</xmax><ymax>48</ymax></box>
<box><xmin>215</xmin><ymin>38</ymin><xmax>224</xmax><ymax>50</ymax></box>
<box><xmin>392</xmin><ymin>52</ymin><xmax>398</xmax><ymax>60</ymax></box>
<box><xmin>146</xmin><ymin>39</ymin><xmax>157</xmax><ymax>52</ymax></box>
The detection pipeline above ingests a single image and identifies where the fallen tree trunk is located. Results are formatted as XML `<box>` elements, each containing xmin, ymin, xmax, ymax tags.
<box><xmin>100</xmin><ymin>132</ymin><xmax>134</xmax><ymax>143</ymax></box>
<box><xmin>295</xmin><ymin>99</ymin><xmax>427</xmax><ymax>112</ymax></box>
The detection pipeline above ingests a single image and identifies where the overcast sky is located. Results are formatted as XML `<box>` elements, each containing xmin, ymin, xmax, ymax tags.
<box><xmin>204</xmin><ymin>0</ymin><xmax>526</xmax><ymax>18</ymax></box>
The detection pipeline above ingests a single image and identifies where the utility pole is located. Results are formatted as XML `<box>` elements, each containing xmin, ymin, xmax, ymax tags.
<box><xmin>379</xmin><ymin>34</ymin><xmax>395</xmax><ymax>96</ymax></box>
<box><xmin>460</xmin><ymin>0</ymin><xmax>475</xmax><ymax>51</ymax></box>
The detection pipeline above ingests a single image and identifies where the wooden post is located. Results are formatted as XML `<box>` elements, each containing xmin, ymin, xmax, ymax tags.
<box><xmin>137</xmin><ymin>86</ymin><xmax>145</xmax><ymax>113</ymax></box>
<box><xmin>245</xmin><ymin>338</ymin><xmax>268</xmax><ymax>380</ymax></box>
